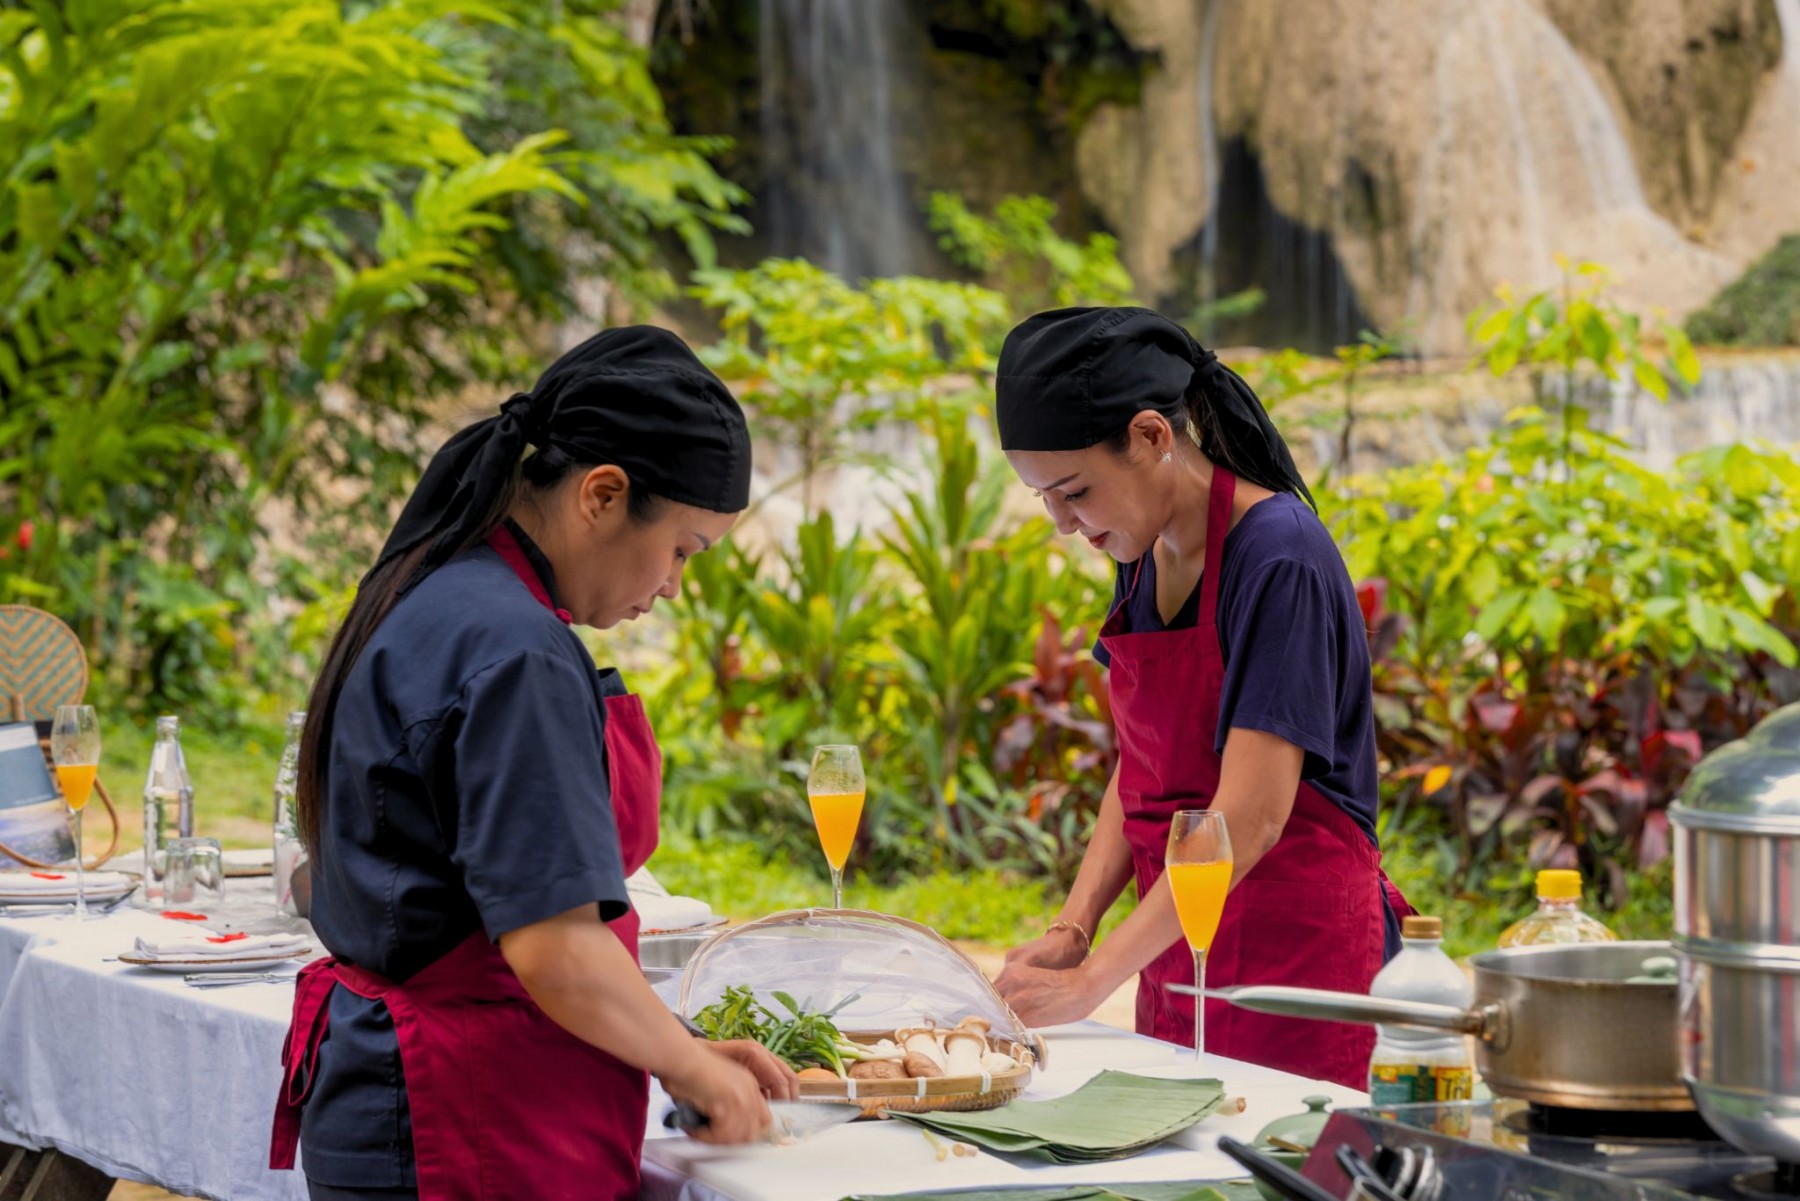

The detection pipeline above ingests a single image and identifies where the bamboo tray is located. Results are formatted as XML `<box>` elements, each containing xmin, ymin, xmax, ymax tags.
<box><xmin>795</xmin><ymin>1029</ymin><xmax>1037</xmax><ymax>1116</ymax></box>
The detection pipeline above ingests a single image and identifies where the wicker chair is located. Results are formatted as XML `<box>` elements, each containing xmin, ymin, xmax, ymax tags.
<box><xmin>0</xmin><ymin>605</ymin><xmax>121</xmax><ymax>869</ymax></box>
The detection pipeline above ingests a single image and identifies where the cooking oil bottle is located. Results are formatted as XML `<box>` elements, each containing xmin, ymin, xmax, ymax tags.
<box><xmin>1497</xmin><ymin>869</ymin><xmax>1616</xmax><ymax>947</ymax></box>
<box><xmin>1368</xmin><ymin>915</ymin><xmax>1475</xmax><ymax>1113</ymax></box>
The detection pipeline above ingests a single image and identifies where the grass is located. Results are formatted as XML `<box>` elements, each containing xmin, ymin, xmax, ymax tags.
<box><xmin>90</xmin><ymin>714</ymin><xmax>286</xmax><ymax>853</ymax></box>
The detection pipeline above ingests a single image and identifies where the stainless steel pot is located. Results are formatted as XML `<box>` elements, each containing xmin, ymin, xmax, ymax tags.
<box><xmin>1672</xmin><ymin>701</ymin><xmax>1800</xmax><ymax>1163</ymax></box>
<box><xmin>1200</xmin><ymin>941</ymin><xmax>1686</xmax><ymax>1111</ymax></box>
<box><xmin>639</xmin><ymin>930</ymin><xmax>711</xmax><ymax>972</ymax></box>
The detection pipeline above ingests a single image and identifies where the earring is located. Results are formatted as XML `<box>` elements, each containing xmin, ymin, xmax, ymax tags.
<box><xmin>1162</xmin><ymin>451</ymin><xmax>1173</xmax><ymax>462</ymax></box>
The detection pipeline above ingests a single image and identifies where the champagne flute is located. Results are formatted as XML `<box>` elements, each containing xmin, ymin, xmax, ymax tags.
<box><xmin>806</xmin><ymin>745</ymin><xmax>864</xmax><ymax>909</ymax></box>
<box><xmin>1166</xmin><ymin>809</ymin><xmax>1233</xmax><ymax>1065</ymax></box>
<box><xmin>50</xmin><ymin>705</ymin><xmax>101</xmax><ymax>920</ymax></box>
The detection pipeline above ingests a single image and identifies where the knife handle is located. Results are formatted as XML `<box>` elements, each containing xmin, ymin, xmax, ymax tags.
<box><xmin>663</xmin><ymin>1100</ymin><xmax>709</xmax><ymax>1132</ymax></box>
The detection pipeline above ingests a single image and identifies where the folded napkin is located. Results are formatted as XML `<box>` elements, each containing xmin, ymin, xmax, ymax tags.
<box><xmin>635</xmin><ymin>892</ymin><xmax>713</xmax><ymax>932</ymax></box>
<box><xmin>0</xmin><ymin>870</ymin><xmax>135</xmax><ymax>896</ymax></box>
<box><xmin>131</xmin><ymin>931</ymin><xmax>310</xmax><ymax>960</ymax></box>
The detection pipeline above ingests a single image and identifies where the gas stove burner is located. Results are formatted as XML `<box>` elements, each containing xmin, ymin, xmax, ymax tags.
<box><xmin>1731</xmin><ymin>1163</ymin><xmax>1800</xmax><ymax>1200</ymax></box>
<box><xmin>1509</xmin><ymin>1104</ymin><xmax>1724</xmax><ymax>1143</ymax></box>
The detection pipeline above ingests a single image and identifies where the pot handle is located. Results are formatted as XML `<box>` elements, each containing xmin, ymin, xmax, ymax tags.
<box><xmin>1202</xmin><ymin>985</ymin><xmax>1496</xmax><ymax>1039</ymax></box>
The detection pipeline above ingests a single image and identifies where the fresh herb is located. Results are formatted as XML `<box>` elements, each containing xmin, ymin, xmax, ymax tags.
<box><xmin>692</xmin><ymin>984</ymin><xmax>868</xmax><ymax>1075</ymax></box>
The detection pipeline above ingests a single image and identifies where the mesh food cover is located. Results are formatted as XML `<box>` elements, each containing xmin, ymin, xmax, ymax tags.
<box><xmin>678</xmin><ymin>908</ymin><xmax>1044</xmax><ymax>1063</ymax></box>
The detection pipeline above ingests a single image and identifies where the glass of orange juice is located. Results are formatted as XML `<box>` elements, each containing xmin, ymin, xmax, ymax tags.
<box><xmin>806</xmin><ymin>745</ymin><xmax>864</xmax><ymax>910</ymax></box>
<box><xmin>50</xmin><ymin>704</ymin><xmax>101</xmax><ymax>921</ymax></box>
<box><xmin>1167</xmin><ymin>809</ymin><xmax>1233</xmax><ymax>1065</ymax></box>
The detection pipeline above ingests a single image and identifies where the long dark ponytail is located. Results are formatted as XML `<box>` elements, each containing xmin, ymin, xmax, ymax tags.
<box><xmin>1179</xmin><ymin>372</ymin><xmax>1315</xmax><ymax>508</ymax></box>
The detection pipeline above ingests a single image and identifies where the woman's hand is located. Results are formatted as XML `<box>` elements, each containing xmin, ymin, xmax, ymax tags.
<box><xmin>994</xmin><ymin>961</ymin><xmax>1104</xmax><ymax>1028</ymax></box>
<box><xmin>706</xmin><ymin>1039</ymin><xmax>799</xmax><ymax>1101</ymax></box>
<box><xmin>1002</xmin><ymin>925</ymin><xmax>1088</xmax><ymax>973</ymax></box>
<box><xmin>659</xmin><ymin>1044</ymin><xmax>777</xmax><ymax>1145</ymax></box>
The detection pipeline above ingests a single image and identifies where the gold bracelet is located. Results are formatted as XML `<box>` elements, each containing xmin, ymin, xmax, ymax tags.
<box><xmin>1046</xmin><ymin>918</ymin><xmax>1092</xmax><ymax>957</ymax></box>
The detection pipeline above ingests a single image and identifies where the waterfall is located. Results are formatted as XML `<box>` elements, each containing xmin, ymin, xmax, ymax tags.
<box><xmin>1194</xmin><ymin>0</ymin><xmax>1224</xmax><ymax>336</ymax></box>
<box><xmin>1598</xmin><ymin>358</ymin><xmax>1800</xmax><ymax>471</ymax></box>
<box><xmin>1403</xmin><ymin>0</ymin><xmax>1729</xmax><ymax>350</ymax></box>
<box><xmin>758</xmin><ymin>0</ymin><xmax>921</xmax><ymax>279</ymax></box>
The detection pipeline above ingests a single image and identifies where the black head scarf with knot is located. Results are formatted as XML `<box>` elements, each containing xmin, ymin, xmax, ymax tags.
<box><xmin>373</xmin><ymin>325</ymin><xmax>752</xmax><ymax>597</ymax></box>
<box><xmin>994</xmin><ymin>306</ymin><xmax>1313</xmax><ymax>509</ymax></box>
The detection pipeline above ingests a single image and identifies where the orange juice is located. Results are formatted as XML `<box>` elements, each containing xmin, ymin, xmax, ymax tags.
<box><xmin>55</xmin><ymin>763</ymin><xmax>97</xmax><ymax>812</ymax></box>
<box><xmin>1169</xmin><ymin>860</ymin><xmax>1233</xmax><ymax>951</ymax></box>
<box><xmin>808</xmin><ymin>791</ymin><xmax>864</xmax><ymax>870</ymax></box>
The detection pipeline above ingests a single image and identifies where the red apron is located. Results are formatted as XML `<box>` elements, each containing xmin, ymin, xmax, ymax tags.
<box><xmin>1101</xmin><ymin>467</ymin><xmax>1407</xmax><ymax>1090</ymax></box>
<box><xmin>271</xmin><ymin>526</ymin><xmax>663</xmax><ymax>1199</ymax></box>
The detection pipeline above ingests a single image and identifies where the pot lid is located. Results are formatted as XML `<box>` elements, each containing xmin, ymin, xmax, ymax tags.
<box><xmin>1671</xmin><ymin>703</ymin><xmax>1800</xmax><ymax>833</ymax></box>
<box><xmin>1253</xmin><ymin>1094</ymin><xmax>1332</xmax><ymax>1150</ymax></box>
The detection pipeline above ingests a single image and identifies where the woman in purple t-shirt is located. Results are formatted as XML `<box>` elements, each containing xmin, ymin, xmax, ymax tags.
<box><xmin>991</xmin><ymin>307</ymin><xmax>1409</xmax><ymax>1089</ymax></box>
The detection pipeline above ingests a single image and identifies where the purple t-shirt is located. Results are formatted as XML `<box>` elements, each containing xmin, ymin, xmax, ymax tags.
<box><xmin>1093</xmin><ymin>492</ymin><xmax>1381</xmax><ymax>845</ymax></box>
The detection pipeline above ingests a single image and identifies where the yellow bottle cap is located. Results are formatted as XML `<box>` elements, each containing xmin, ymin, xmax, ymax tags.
<box><xmin>1537</xmin><ymin>869</ymin><xmax>1583</xmax><ymax>900</ymax></box>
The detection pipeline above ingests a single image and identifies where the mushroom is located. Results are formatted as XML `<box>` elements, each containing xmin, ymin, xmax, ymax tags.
<box><xmin>903</xmin><ymin>1051</ymin><xmax>945</xmax><ymax>1079</ymax></box>
<box><xmin>955</xmin><ymin>1016</ymin><xmax>991</xmax><ymax>1037</ymax></box>
<box><xmin>896</xmin><ymin>1026</ymin><xmax>947</xmax><ymax>1072</ymax></box>
<box><xmin>849</xmin><ymin>1060</ymin><xmax>905</xmax><ymax>1081</ymax></box>
<box><xmin>943</xmin><ymin>1030</ymin><xmax>986</xmax><ymax>1077</ymax></box>
<box><xmin>979</xmin><ymin>1050</ymin><xmax>1017</xmax><ymax>1073</ymax></box>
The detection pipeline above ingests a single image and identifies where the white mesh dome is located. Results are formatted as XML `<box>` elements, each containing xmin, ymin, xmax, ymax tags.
<box><xmin>678</xmin><ymin>908</ymin><xmax>1043</xmax><ymax>1063</ymax></box>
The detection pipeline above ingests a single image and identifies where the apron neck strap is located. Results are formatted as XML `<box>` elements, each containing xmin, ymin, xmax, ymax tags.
<box><xmin>487</xmin><ymin>525</ymin><xmax>573</xmax><ymax>626</ymax></box>
<box><xmin>1198</xmin><ymin>467</ymin><xmax>1236</xmax><ymax>625</ymax></box>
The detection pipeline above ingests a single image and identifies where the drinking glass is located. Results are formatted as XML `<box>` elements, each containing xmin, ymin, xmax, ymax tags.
<box><xmin>50</xmin><ymin>705</ymin><xmax>101</xmax><ymax>920</ymax></box>
<box><xmin>806</xmin><ymin>745</ymin><xmax>864</xmax><ymax>909</ymax></box>
<box><xmin>1166</xmin><ymin>809</ymin><xmax>1233</xmax><ymax>1065</ymax></box>
<box><xmin>164</xmin><ymin>837</ymin><xmax>225</xmax><ymax>908</ymax></box>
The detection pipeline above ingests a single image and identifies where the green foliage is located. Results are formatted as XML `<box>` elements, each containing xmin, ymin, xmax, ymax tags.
<box><xmin>1684</xmin><ymin>233</ymin><xmax>1800</xmax><ymax>347</ymax></box>
<box><xmin>1185</xmin><ymin>287</ymin><xmax>1267</xmax><ymax>338</ymax></box>
<box><xmin>0</xmin><ymin>0</ymin><xmax>740</xmax><ymax>716</ymax></box>
<box><xmin>649</xmin><ymin>405</ymin><xmax>1111</xmax><ymax>885</ymax></box>
<box><xmin>689</xmin><ymin>258</ymin><xmax>1011</xmax><ymax>511</ymax></box>
<box><xmin>1331</xmin><ymin>412</ymin><xmax>1800</xmax><ymax>902</ymax></box>
<box><xmin>927</xmin><ymin>193</ymin><xmax>1135</xmax><ymax>313</ymax></box>
<box><xmin>1468</xmin><ymin>260</ymin><xmax>1700</xmax><ymax>479</ymax></box>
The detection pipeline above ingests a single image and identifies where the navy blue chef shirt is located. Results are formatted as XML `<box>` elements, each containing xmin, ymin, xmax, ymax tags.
<box><xmin>300</xmin><ymin>523</ymin><xmax>632</xmax><ymax>1187</ymax></box>
<box><xmin>1091</xmin><ymin>492</ymin><xmax>1401</xmax><ymax>959</ymax></box>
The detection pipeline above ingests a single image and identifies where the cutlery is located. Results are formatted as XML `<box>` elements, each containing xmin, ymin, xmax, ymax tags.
<box><xmin>182</xmin><ymin>972</ymin><xmax>294</xmax><ymax>988</ymax></box>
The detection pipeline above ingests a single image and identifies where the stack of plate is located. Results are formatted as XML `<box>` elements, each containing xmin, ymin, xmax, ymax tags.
<box><xmin>0</xmin><ymin>869</ymin><xmax>137</xmax><ymax>911</ymax></box>
<box><xmin>118</xmin><ymin>930</ymin><xmax>312</xmax><ymax>974</ymax></box>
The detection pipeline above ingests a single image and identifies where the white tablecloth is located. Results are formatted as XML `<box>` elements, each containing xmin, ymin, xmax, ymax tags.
<box><xmin>641</xmin><ymin>1024</ymin><xmax>1366</xmax><ymax>1201</ymax></box>
<box><xmin>0</xmin><ymin>906</ymin><xmax>312</xmax><ymax>1200</ymax></box>
<box><xmin>0</xmin><ymin>907</ymin><xmax>1363</xmax><ymax>1201</ymax></box>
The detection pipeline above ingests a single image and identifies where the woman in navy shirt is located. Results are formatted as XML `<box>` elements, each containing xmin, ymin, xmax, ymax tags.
<box><xmin>991</xmin><ymin>308</ymin><xmax>1410</xmax><ymax>1089</ymax></box>
<box><xmin>269</xmin><ymin>328</ymin><xmax>795</xmax><ymax>1200</ymax></box>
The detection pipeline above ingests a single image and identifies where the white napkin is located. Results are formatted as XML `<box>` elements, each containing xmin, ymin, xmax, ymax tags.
<box><xmin>633</xmin><ymin>892</ymin><xmax>713</xmax><ymax>932</ymax></box>
<box><xmin>0</xmin><ymin>870</ymin><xmax>135</xmax><ymax>897</ymax></box>
<box><xmin>130</xmin><ymin>931</ymin><xmax>310</xmax><ymax>960</ymax></box>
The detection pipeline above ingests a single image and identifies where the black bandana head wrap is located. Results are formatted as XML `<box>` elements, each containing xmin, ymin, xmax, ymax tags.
<box><xmin>374</xmin><ymin>325</ymin><xmax>752</xmax><ymax>596</ymax></box>
<box><xmin>994</xmin><ymin>306</ymin><xmax>1313</xmax><ymax>508</ymax></box>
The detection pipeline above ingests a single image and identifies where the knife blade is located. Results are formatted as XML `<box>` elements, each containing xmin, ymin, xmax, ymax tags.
<box><xmin>663</xmin><ymin>1098</ymin><xmax>862</xmax><ymax>1144</ymax></box>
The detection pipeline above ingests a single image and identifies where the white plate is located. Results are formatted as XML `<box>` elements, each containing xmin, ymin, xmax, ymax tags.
<box><xmin>117</xmin><ymin>949</ymin><xmax>310</xmax><ymax>973</ymax></box>
<box><xmin>0</xmin><ymin>884</ymin><xmax>137</xmax><ymax>904</ymax></box>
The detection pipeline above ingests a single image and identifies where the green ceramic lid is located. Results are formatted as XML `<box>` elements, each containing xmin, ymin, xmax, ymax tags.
<box><xmin>1253</xmin><ymin>1094</ymin><xmax>1333</xmax><ymax>1150</ymax></box>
